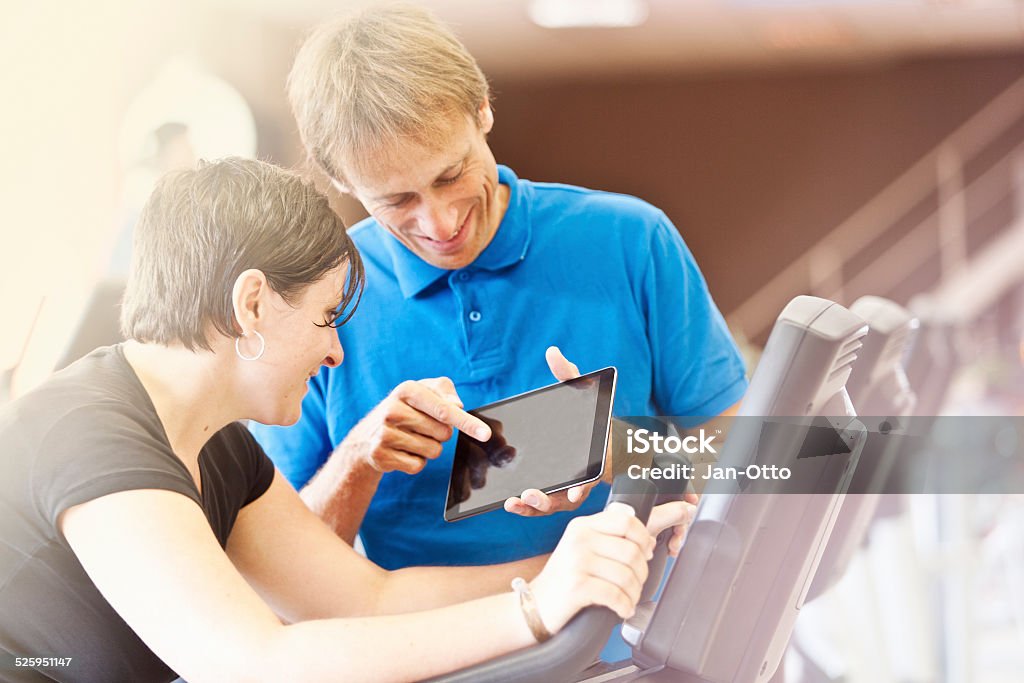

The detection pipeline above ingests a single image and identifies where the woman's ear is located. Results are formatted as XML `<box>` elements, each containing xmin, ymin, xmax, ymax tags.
<box><xmin>231</xmin><ymin>269</ymin><xmax>269</xmax><ymax>334</ymax></box>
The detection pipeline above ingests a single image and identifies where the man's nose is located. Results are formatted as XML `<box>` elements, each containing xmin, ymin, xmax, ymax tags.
<box><xmin>416</xmin><ymin>196</ymin><xmax>460</xmax><ymax>241</ymax></box>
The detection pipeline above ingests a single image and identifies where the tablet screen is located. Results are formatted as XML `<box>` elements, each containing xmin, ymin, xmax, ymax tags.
<box><xmin>444</xmin><ymin>367</ymin><xmax>616</xmax><ymax>522</ymax></box>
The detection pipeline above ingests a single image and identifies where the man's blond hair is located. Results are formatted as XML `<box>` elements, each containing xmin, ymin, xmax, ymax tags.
<box><xmin>288</xmin><ymin>3</ymin><xmax>490</xmax><ymax>185</ymax></box>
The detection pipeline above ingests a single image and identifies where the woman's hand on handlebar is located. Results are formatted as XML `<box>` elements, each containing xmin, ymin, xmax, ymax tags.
<box><xmin>527</xmin><ymin>502</ymin><xmax>654</xmax><ymax>634</ymax></box>
<box><xmin>647</xmin><ymin>494</ymin><xmax>698</xmax><ymax>556</ymax></box>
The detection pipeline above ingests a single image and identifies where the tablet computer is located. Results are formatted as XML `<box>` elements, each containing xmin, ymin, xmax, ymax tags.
<box><xmin>444</xmin><ymin>367</ymin><xmax>616</xmax><ymax>522</ymax></box>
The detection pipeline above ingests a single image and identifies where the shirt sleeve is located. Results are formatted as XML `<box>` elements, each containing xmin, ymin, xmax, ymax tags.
<box><xmin>232</xmin><ymin>425</ymin><xmax>278</xmax><ymax>507</ymax></box>
<box><xmin>642</xmin><ymin>214</ymin><xmax>748</xmax><ymax>427</ymax></box>
<box><xmin>248</xmin><ymin>373</ymin><xmax>334</xmax><ymax>490</ymax></box>
<box><xmin>33</xmin><ymin>407</ymin><xmax>199</xmax><ymax>531</ymax></box>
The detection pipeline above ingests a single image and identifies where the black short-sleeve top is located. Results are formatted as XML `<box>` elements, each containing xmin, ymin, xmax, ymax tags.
<box><xmin>0</xmin><ymin>345</ymin><xmax>276</xmax><ymax>681</ymax></box>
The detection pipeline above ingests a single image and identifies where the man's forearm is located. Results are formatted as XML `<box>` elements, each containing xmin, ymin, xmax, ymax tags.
<box><xmin>376</xmin><ymin>554</ymin><xmax>549</xmax><ymax>614</ymax></box>
<box><xmin>300</xmin><ymin>448</ymin><xmax>382</xmax><ymax>545</ymax></box>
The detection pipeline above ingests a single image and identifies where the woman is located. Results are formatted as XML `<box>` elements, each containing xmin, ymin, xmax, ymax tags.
<box><xmin>0</xmin><ymin>158</ymin><xmax>689</xmax><ymax>682</ymax></box>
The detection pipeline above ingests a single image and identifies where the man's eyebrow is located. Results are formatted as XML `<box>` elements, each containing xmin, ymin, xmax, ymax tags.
<box><xmin>374</xmin><ymin>189</ymin><xmax>413</xmax><ymax>203</ymax></box>
<box><xmin>433</xmin><ymin>144</ymin><xmax>474</xmax><ymax>180</ymax></box>
<box><xmin>436</xmin><ymin>155</ymin><xmax>467</xmax><ymax>178</ymax></box>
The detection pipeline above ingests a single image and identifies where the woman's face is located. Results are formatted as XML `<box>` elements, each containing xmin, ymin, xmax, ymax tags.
<box><xmin>242</xmin><ymin>265</ymin><xmax>348</xmax><ymax>426</ymax></box>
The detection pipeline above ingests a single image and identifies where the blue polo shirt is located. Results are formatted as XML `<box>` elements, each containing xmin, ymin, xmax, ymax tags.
<box><xmin>251</xmin><ymin>165</ymin><xmax>746</xmax><ymax>569</ymax></box>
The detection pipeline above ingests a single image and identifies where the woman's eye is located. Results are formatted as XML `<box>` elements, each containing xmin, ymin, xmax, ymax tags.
<box><xmin>317</xmin><ymin>307</ymin><xmax>342</xmax><ymax>328</ymax></box>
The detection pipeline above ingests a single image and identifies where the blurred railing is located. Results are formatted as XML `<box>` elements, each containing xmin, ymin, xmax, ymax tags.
<box><xmin>727</xmin><ymin>76</ymin><xmax>1024</xmax><ymax>341</ymax></box>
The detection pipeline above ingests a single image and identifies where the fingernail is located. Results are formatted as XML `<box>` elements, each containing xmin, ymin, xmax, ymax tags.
<box><xmin>524</xmin><ymin>492</ymin><xmax>541</xmax><ymax>507</ymax></box>
<box><xmin>475</xmin><ymin>428</ymin><xmax>490</xmax><ymax>440</ymax></box>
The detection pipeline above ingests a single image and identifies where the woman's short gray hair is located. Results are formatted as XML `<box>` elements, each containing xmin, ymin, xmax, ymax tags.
<box><xmin>121</xmin><ymin>157</ymin><xmax>363</xmax><ymax>351</ymax></box>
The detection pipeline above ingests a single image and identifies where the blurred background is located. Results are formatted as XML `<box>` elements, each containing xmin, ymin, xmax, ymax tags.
<box><xmin>1</xmin><ymin>1</ymin><xmax>1023</xmax><ymax>681</ymax></box>
<box><xmin>3</xmin><ymin>0</ymin><xmax>1024</xmax><ymax>397</ymax></box>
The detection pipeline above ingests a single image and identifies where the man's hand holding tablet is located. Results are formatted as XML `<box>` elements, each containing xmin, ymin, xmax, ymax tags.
<box><xmin>504</xmin><ymin>346</ymin><xmax>607</xmax><ymax>516</ymax></box>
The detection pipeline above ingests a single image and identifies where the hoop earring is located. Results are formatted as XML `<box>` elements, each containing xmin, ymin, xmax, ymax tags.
<box><xmin>235</xmin><ymin>330</ymin><xmax>266</xmax><ymax>361</ymax></box>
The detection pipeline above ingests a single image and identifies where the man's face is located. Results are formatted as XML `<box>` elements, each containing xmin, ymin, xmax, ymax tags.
<box><xmin>339</xmin><ymin>108</ymin><xmax>510</xmax><ymax>270</ymax></box>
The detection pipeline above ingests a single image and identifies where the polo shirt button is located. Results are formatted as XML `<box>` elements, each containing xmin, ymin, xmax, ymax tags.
<box><xmin>458</xmin><ymin>271</ymin><xmax>471</xmax><ymax>281</ymax></box>
<box><xmin>468</xmin><ymin>310</ymin><xmax>482</xmax><ymax>323</ymax></box>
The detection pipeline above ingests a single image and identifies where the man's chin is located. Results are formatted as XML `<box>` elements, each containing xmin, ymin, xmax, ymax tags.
<box><xmin>425</xmin><ymin>253</ymin><xmax>475</xmax><ymax>270</ymax></box>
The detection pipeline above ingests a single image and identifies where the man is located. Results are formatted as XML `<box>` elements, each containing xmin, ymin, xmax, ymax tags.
<box><xmin>252</xmin><ymin>4</ymin><xmax>746</xmax><ymax>572</ymax></box>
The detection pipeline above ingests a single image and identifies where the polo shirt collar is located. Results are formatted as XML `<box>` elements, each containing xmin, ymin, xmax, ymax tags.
<box><xmin>384</xmin><ymin>165</ymin><xmax>531</xmax><ymax>299</ymax></box>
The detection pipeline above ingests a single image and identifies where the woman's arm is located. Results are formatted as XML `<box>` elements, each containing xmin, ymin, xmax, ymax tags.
<box><xmin>228</xmin><ymin>472</ymin><xmax>692</xmax><ymax>620</ymax></box>
<box><xmin>60</xmin><ymin>481</ymin><xmax>656</xmax><ymax>683</ymax></box>
<box><xmin>226</xmin><ymin>472</ymin><xmax>547</xmax><ymax>620</ymax></box>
